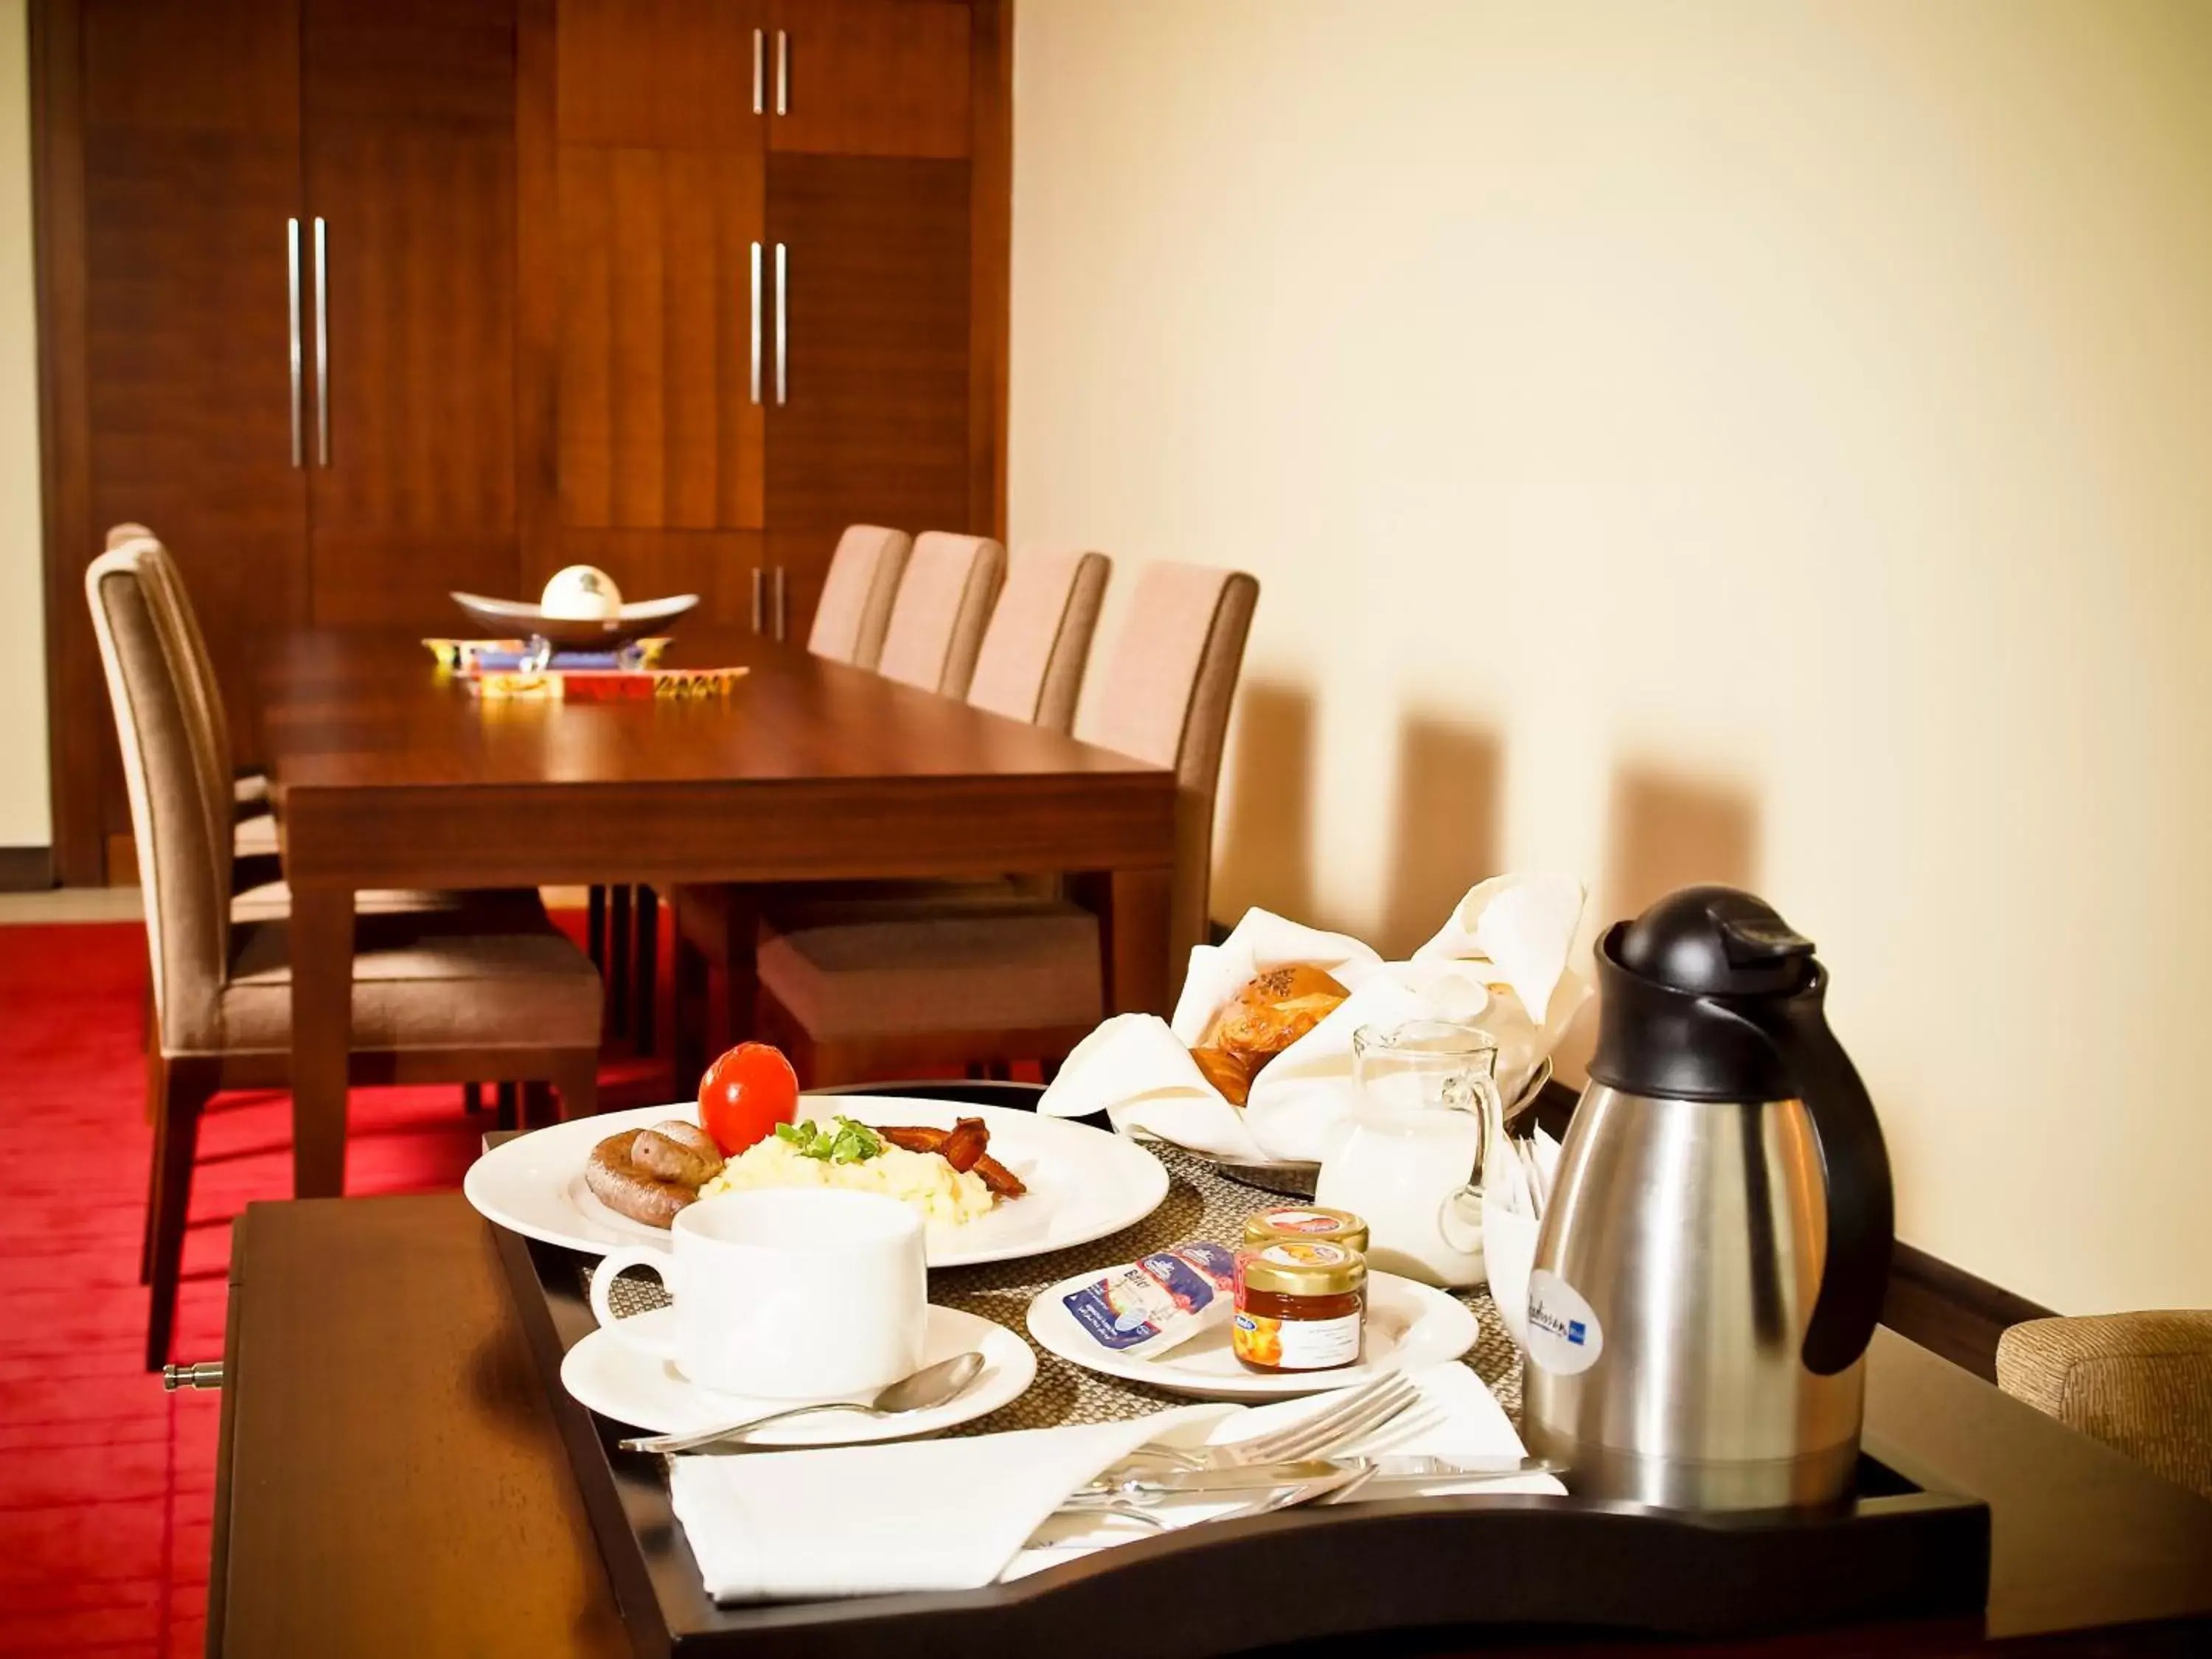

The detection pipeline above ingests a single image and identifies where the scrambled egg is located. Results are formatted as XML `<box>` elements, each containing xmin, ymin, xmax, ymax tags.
<box><xmin>699</xmin><ymin>1127</ymin><xmax>995</xmax><ymax>1227</ymax></box>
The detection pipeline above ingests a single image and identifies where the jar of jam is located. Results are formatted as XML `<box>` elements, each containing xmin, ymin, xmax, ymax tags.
<box><xmin>1232</xmin><ymin>1240</ymin><xmax>1366</xmax><ymax>1374</ymax></box>
<box><xmin>1242</xmin><ymin>1205</ymin><xmax>1370</xmax><ymax>1258</ymax></box>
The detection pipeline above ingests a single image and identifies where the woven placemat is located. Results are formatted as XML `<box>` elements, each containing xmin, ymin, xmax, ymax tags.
<box><xmin>597</xmin><ymin>1146</ymin><xmax>1525</xmax><ymax>1433</ymax></box>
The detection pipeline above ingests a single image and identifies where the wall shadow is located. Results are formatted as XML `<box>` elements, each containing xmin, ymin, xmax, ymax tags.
<box><xmin>1211</xmin><ymin>679</ymin><xmax>1318</xmax><ymax>927</ymax></box>
<box><xmin>1555</xmin><ymin>759</ymin><xmax>1764</xmax><ymax>1079</ymax></box>
<box><xmin>1375</xmin><ymin>713</ymin><xmax>1505</xmax><ymax>959</ymax></box>
<box><xmin>1603</xmin><ymin>762</ymin><xmax>1763</xmax><ymax>914</ymax></box>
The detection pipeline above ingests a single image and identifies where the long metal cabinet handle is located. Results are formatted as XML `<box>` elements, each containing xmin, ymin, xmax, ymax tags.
<box><xmin>772</xmin><ymin>566</ymin><xmax>787</xmax><ymax>641</ymax></box>
<box><xmin>751</xmin><ymin>566</ymin><xmax>765</xmax><ymax>633</ymax></box>
<box><xmin>775</xmin><ymin>29</ymin><xmax>788</xmax><ymax>115</ymax></box>
<box><xmin>312</xmin><ymin>217</ymin><xmax>330</xmax><ymax>466</ymax></box>
<box><xmin>752</xmin><ymin>28</ymin><xmax>765</xmax><ymax>114</ymax></box>
<box><xmin>773</xmin><ymin>243</ymin><xmax>787</xmax><ymax>406</ymax></box>
<box><xmin>287</xmin><ymin>218</ymin><xmax>302</xmax><ymax>467</ymax></box>
<box><xmin>749</xmin><ymin>242</ymin><xmax>762</xmax><ymax>405</ymax></box>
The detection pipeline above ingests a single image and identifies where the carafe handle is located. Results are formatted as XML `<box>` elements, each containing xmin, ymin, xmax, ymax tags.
<box><xmin>1436</xmin><ymin>1071</ymin><xmax>1505</xmax><ymax>1256</ymax></box>
<box><xmin>1724</xmin><ymin>964</ymin><xmax>1894</xmax><ymax>1376</ymax></box>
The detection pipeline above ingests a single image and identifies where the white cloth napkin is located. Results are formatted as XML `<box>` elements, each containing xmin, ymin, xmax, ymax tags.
<box><xmin>1007</xmin><ymin>1362</ymin><xmax>1564</xmax><ymax>1576</ymax></box>
<box><xmin>669</xmin><ymin>1406</ymin><xmax>1227</xmax><ymax>1602</ymax></box>
<box><xmin>670</xmin><ymin>1363</ymin><xmax>1559</xmax><ymax>1601</ymax></box>
<box><xmin>1484</xmin><ymin>1127</ymin><xmax>1565</xmax><ymax>1352</ymax></box>
<box><xmin>1039</xmin><ymin>879</ymin><xmax>1590</xmax><ymax>1164</ymax></box>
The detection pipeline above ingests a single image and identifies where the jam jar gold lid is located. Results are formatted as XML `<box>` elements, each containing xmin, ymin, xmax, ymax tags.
<box><xmin>1242</xmin><ymin>1206</ymin><xmax>1371</xmax><ymax>1256</ymax></box>
<box><xmin>1239</xmin><ymin>1239</ymin><xmax>1367</xmax><ymax>1297</ymax></box>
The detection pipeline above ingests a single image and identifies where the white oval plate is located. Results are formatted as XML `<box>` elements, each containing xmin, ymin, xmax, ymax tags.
<box><xmin>563</xmin><ymin>1304</ymin><xmax>1034</xmax><ymax>1441</ymax></box>
<box><xmin>465</xmin><ymin>1099</ymin><xmax>1169</xmax><ymax>1268</ymax></box>
<box><xmin>1025</xmin><ymin>1267</ymin><xmax>1478</xmax><ymax>1400</ymax></box>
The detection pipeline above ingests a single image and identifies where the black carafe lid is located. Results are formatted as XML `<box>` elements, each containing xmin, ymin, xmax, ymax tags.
<box><xmin>1589</xmin><ymin>886</ymin><xmax>1818</xmax><ymax>1102</ymax></box>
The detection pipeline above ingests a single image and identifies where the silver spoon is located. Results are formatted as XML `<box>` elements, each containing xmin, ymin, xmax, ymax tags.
<box><xmin>617</xmin><ymin>1351</ymin><xmax>987</xmax><ymax>1455</ymax></box>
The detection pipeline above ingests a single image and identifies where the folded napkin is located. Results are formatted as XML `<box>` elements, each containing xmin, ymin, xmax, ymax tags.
<box><xmin>1040</xmin><ymin>876</ymin><xmax>1590</xmax><ymax>1164</ymax></box>
<box><xmin>669</xmin><ymin>1363</ymin><xmax>1560</xmax><ymax>1602</ymax></box>
<box><xmin>1484</xmin><ymin>1126</ymin><xmax>1566</xmax><ymax>1351</ymax></box>
<box><xmin>1007</xmin><ymin>1362</ymin><xmax>1565</xmax><ymax>1576</ymax></box>
<box><xmin>669</xmin><ymin>1405</ymin><xmax>1227</xmax><ymax>1602</ymax></box>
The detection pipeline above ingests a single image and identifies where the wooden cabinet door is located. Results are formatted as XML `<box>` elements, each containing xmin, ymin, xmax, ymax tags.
<box><xmin>302</xmin><ymin>0</ymin><xmax>519</xmax><ymax>627</ymax></box>
<box><xmin>768</xmin><ymin>0</ymin><xmax>970</xmax><ymax>159</ymax></box>
<box><xmin>764</xmin><ymin>155</ymin><xmax>972</xmax><ymax>554</ymax></box>
<box><xmin>543</xmin><ymin>0</ymin><xmax>768</xmax><ymax>627</ymax></box>
<box><xmin>556</xmin><ymin>146</ymin><xmax>765</xmax><ymax>533</ymax></box>
<box><xmin>80</xmin><ymin>0</ymin><xmax>308</xmax><ymax>776</ymax></box>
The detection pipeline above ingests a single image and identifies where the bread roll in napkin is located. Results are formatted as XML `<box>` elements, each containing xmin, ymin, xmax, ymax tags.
<box><xmin>1039</xmin><ymin>877</ymin><xmax>1590</xmax><ymax>1164</ymax></box>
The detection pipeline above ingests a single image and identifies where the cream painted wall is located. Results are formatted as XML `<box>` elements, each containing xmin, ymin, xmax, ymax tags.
<box><xmin>1010</xmin><ymin>0</ymin><xmax>2212</xmax><ymax>1314</ymax></box>
<box><xmin>0</xmin><ymin>0</ymin><xmax>46</xmax><ymax>849</ymax></box>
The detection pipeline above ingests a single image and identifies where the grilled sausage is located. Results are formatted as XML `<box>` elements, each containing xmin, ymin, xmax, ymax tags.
<box><xmin>630</xmin><ymin>1121</ymin><xmax>724</xmax><ymax>1186</ymax></box>
<box><xmin>585</xmin><ymin>1128</ymin><xmax>698</xmax><ymax>1228</ymax></box>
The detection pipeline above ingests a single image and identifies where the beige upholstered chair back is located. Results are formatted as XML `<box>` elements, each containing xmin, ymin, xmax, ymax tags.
<box><xmin>86</xmin><ymin>541</ymin><xmax>234</xmax><ymax>1054</ymax></box>
<box><xmin>874</xmin><ymin>532</ymin><xmax>1007</xmax><ymax>698</ymax></box>
<box><xmin>1074</xmin><ymin>562</ymin><xmax>1259</xmax><ymax>975</ymax></box>
<box><xmin>116</xmin><ymin>531</ymin><xmax>239</xmax><ymax>802</ymax></box>
<box><xmin>808</xmin><ymin>525</ymin><xmax>913</xmax><ymax>669</ymax></box>
<box><xmin>966</xmin><ymin>549</ymin><xmax>1110</xmax><ymax>732</ymax></box>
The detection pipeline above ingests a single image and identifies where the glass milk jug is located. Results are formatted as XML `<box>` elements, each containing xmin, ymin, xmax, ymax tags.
<box><xmin>1315</xmin><ymin>1020</ymin><xmax>1504</xmax><ymax>1288</ymax></box>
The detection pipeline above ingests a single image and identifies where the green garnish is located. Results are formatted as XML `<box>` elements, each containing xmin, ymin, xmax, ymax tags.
<box><xmin>772</xmin><ymin>1116</ymin><xmax>883</xmax><ymax>1164</ymax></box>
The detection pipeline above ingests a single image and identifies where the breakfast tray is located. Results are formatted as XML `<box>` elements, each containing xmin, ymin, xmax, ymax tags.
<box><xmin>489</xmin><ymin>1084</ymin><xmax>1991</xmax><ymax>1658</ymax></box>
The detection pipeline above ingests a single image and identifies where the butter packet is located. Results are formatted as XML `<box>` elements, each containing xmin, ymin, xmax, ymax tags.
<box><xmin>1060</xmin><ymin>1240</ymin><xmax>1239</xmax><ymax>1358</ymax></box>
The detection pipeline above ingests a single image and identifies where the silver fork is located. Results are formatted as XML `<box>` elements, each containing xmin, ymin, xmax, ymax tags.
<box><xmin>1045</xmin><ymin>1465</ymin><xmax>1366</xmax><ymax>1544</ymax></box>
<box><xmin>1099</xmin><ymin>1372</ymin><xmax>1423</xmax><ymax>1483</ymax></box>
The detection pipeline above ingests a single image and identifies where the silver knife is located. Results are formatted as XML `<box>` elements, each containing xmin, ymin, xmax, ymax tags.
<box><xmin>1078</xmin><ymin>1455</ymin><xmax>1558</xmax><ymax>1498</ymax></box>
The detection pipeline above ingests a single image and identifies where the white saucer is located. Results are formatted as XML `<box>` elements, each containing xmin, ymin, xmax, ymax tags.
<box><xmin>562</xmin><ymin>1304</ymin><xmax>1036</xmax><ymax>1443</ymax></box>
<box><xmin>1025</xmin><ymin>1267</ymin><xmax>1478</xmax><ymax>1400</ymax></box>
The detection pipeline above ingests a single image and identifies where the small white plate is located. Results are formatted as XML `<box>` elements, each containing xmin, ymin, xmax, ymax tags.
<box><xmin>1025</xmin><ymin>1267</ymin><xmax>1478</xmax><ymax>1400</ymax></box>
<box><xmin>562</xmin><ymin>1304</ymin><xmax>1035</xmax><ymax>1442</ymax></box>
<box><xmin>465</xmin><ymin>1099</ymin><xmax>1169</xmax><ymax>1268</ymax></box>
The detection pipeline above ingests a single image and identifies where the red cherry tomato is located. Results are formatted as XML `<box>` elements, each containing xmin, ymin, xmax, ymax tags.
<box><xmin>698</xmin><ymin>1042</ymin><xmax>800</xmax><ymax>1156</ymax></box>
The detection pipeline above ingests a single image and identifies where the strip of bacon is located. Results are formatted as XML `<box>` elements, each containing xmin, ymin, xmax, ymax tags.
<box><xmin>938</xmin><ymin>1116</ymin><xmax>989</xmax><ymax>1173</ymax></box>
<box><xmin>875</xmin><ymin>1123</ymin><xmax>1027</xmax><ymax>1199</ymax></box>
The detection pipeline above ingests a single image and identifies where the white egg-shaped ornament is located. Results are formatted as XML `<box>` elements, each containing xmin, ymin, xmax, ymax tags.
<box><xmin>539</xmin><ymin>565</ymin><xmax>624</xmax><ymax>621</ymax></box>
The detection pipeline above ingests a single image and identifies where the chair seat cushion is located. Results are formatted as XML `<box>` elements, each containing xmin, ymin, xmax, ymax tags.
<box><xmin>759</xmin><ymin>899</ymin><xmax>1102</xmax><ymax>1039</ymax></box>
<box><xmin>218</xmin><ymin>908</ymin><xmax>602</xmax><ymax>1054</ymax></box>
<box><xmin>759</xmin><ymin>878</ymin><xmax>1030</xmax><ymax>934</ymax></box>
<box><xmin>229</xmin><ymin>877</ymin><xmax>546</xmax><ymax>925</ymax></box>
<box><xmin>234</xmin><ymin>811</ymin><xmax>279</xmax><ymax>859</ymax></box>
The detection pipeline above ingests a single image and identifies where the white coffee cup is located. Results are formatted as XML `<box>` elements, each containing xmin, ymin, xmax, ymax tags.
<box><xmin>588</xmin><ymin>1188</ymin><xmax>928</xmax><ymax>1399</ymax></box>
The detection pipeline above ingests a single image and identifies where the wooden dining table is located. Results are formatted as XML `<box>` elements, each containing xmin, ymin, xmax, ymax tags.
<box><xmin>258</xmin><ymin>627</ymin><xmax>1179</xmax><ymax>1198</ymax></box>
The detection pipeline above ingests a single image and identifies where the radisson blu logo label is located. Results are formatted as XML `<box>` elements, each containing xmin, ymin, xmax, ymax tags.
<box><xmin>1524</xmin><ymin>1268</ymin><xmax>1604</xmax><ymax>1375</ymax></box>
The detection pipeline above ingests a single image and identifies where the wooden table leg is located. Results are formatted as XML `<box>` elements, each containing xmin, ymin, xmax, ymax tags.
<box><xmin>669</xmin><ymin>884</ymin><xmax>757</xmax><ymax>1087</ymax></box>
<box><xmin>288</xmin><ymin>886</ymin><xmax>355</xmax><ymax>1198</ymax></box>
<box><xmin>1097</xmin><ymin>866</ymin><xmax>1174</xmax><ymax>1016</ymax></box>
<box><xmin>716</xmin><ymin>885</ymin><xmax>759</xmax><ymax>1057</ymax></box>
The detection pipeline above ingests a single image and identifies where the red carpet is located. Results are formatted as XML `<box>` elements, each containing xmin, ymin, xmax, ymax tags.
<box><xmin>0</xmin><ymin>917</ymin><xmax>669</xmax><ymax>1657</ymax></box>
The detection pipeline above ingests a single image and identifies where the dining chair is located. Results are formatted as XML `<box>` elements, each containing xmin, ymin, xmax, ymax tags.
<box><xmin>589</xmin><ymin>523</ymin><xmax>917</xmax><ymax>1048</ymax></box>
<box><xmin>872</xmin><ymin>532</ymin><xmax>1008</xmax><ymax>698</ymax></box>
<box><xmin>104</xmin><ymin>525</ymin><xmax>275</xmax><ymax>860</ymax></box>
<box><xmin>112</xmin><ymin>527</ymin><xmax>539</xmax><ymax>1127</ymax></box>
<box><xmin>668</xmin><ymin>549</ymin><xmax>1110</xmax><ymax>1084</ymax></box>
<box><xmin>807</xmin><ymin>524</ymin><xmax>914</xmax><ymax>669</ymax></box>
<box><xmin>964</xmin><ymin>548</ymin><xmax>1112</xmax><ymax>732</ymax></box>
<box><xmin>89</xmin><ymin>540</ymin><xmax>605</xmax><ymax>1369</ymax></box>
<box><xmin>751</xmin><ymin>561</ymin><xmax>1259</xmax><ymax>1086</ymax></box>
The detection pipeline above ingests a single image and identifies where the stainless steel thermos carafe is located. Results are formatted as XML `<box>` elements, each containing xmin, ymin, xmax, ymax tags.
<box><xmin>1523</xmin><ymin>886</ymin><xmax>1893</xmax><ymax>1511</ymax></box>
